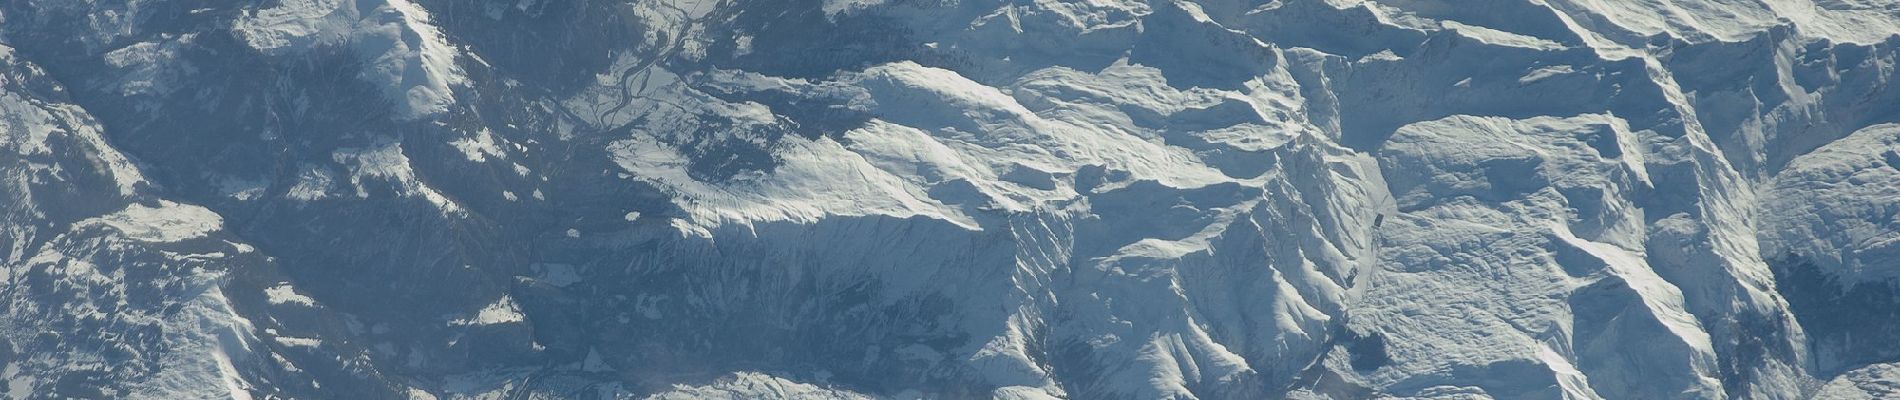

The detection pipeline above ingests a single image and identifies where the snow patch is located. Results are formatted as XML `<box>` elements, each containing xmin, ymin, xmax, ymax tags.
<box><xmin>642</xmin><ymin>372</ymin><xmax>873</xmax><ymax>400</ymax></box>
<box><xmin>823</xmin><ymin>0</ymin><xmax>885</xmax><ymax>17</ymax></box>
<box><xmin>79</xmin><ymin>200</ymin><xmax>223</xmax><ymax>243</ymax></box>
<box><xmin>449</xmin><ymin>128</ymin><xmax>506</xmax><ymax>162</ymax></box>
<box><xmin>332</xmin><ymin>140</ymin><xmax>464</xmax><ymax>214</ymax></box>
<box><xmin>274</xmin><ymin>336</ymin><xmax>322</xmax><ymax>348</ymax></box>
<box><xmin>265</xmin><ymin>284</ymin><xmax>318</xmax><ymax>307</ymax></box>
<box><xmin>451</xmin><ymin>296</ymin><xmax>525</xmax><ymax>326</ymax></box>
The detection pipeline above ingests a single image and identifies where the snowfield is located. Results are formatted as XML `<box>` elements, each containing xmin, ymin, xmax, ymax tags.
<box><xmin>2</xmin><ymin>0</ymin><xmax>1899</xmax><ymax>398</ymax></box>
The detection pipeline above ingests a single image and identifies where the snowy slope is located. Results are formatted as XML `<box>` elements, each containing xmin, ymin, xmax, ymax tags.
<box><xmin>2</xmin><ymin>0</ymin><xmax>1899</xmax><ymax>399</ymax></box>
<box><xmin>0</xmin><ymin>42</ymin><xmax>275</xmax><ymax>400</ymax></box>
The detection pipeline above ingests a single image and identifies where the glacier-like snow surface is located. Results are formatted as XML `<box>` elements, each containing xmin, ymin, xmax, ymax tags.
<box><xmin>1</xmin><ymin>0</ymin><xmax>1898</xmax><ymax>399</ymax></box>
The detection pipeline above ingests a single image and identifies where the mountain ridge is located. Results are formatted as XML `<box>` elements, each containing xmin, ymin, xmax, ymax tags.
<box><xmin>3</xmin><ymin>0</ymin><xmax>1900</xmax><ymax>398</ymax></box>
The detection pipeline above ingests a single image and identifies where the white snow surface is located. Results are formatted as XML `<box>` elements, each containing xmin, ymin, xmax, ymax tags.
<box><xmin>642</xmin><ymin>372</ymin><xmax>875</xmax><ymax>400</ymax></box>
<box><xmin>1817</xmin><ymin>363</ymin><xmax>1900</xmax><ymax>399</ymax></box>
<box><xmin>234</xmin><ymin>0</ymin><xmax>466</xmax><ymax>120</ymax></box>
<box><xmin>78</xmin><ymin>200</ymin><xmax>224</xmax><ymax>243</ymax></box>
<box><xmin>1763</xmin><ymin>124</ymin><xmax>1900</xmax><ymax>283</ymax></box>
<box><xmin>451</xmin><ymin>295</ymin><xmax>525</xmax><ymax>326</ymax></box>
<box><xmin>6</xmin><ymin>0</ymin><xmax>1900</xmax><ymax>399</ymax></box>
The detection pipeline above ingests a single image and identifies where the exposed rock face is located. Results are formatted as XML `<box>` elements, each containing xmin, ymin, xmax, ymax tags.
<box><xmin>2</xmin><ymin>0</ymin><xmax>1898</xmax><ymax>398</ymax></box>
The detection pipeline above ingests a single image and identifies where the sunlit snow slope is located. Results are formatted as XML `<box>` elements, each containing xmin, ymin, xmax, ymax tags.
<box><xmin>3</xmin><ymin>0</ymin><xmax>1900</xmax><ymax>398</ymax></box>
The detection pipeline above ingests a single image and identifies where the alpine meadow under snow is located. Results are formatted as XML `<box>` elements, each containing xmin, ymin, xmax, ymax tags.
<box><xmin>3</xmin><ymin>0</ymin><xmax>1900</xmax><ymax>399</ymax></box>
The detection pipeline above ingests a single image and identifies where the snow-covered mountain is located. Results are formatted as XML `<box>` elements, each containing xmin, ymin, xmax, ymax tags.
<box><xmin>2</xmin><ymin>0</ymin><xmax>1898</xmax><ymax>398</ymax></box>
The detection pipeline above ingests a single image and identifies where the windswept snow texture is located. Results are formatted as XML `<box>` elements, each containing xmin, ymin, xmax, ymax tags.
<box><xmin>2</xmin><ymin>0</ymin><xmax>1900</xmax><ymax>399</ymax></box>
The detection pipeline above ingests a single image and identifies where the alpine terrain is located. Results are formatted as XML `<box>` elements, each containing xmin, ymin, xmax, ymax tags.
<box><xmin>3</xmin><ymin>0</ymin><xmax>1900</xmax><ymax>398</ymax></box>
